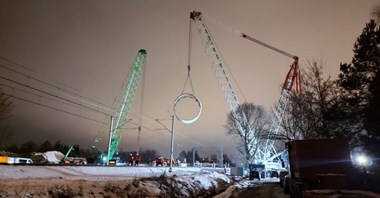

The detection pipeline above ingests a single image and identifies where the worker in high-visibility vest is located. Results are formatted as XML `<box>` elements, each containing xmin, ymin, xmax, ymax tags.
<box><xmin>128</xmin><ymin>154</ymin><xmax>134</xmax><ymax>166</ymax></box>
<box><xmin>134</xmin><ymin>154</ymin><xmax>140</xmax><ymax>166</ymax></box>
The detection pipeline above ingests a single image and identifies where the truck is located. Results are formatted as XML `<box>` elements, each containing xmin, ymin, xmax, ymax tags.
<box><xmin>61</xmin><ymin>146</ymin><xmax>87</xmax><ymax>165</ymax></box>
<box><xmin>0</xmin><ymin>156</ymin><xmax>33</xmax><ymax>164</ymax></box>
<box><xmin>284</xmin><ymin>139</ymin><xmax>352</xmax><ymax>197</ymax></box>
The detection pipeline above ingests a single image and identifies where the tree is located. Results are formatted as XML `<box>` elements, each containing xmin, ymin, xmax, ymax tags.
<box><xmin>5</xmin><ymin>143</ymin><xmax>19</xmax><ymax>153</ymax></box>
<box><xmin>365</xmin><ymin>5</ymin><xmax>380</xmax><ymax>159</ymax></box>
<box><xmin>71</xmin><ymin>144</ymin><xmax>81</xmax><ymax>157</ymax></box>
<box><xmin>38</xmin><ymin>140</ymin><xmax>53</xmax><ymax>152</ymax></box>
<box><xmin>372</xmin><ymin>3</ymin><xmax>380</xmax><ymax>23</ymax></box>
<box><xmin>178</xmin><ymin>149</ymin><xmax>201</xmax><ymax>165</ymax></box>
<box><xmin>222</xmin><ymin>153</ymin><xmax>231</xmax><ymax>165</ymax></box>
<box><xmin>225</xmin><ymin>102</ymin><xmax>268</xmax><ymax>166</ymax></box>
<box><xmin>52</xmin><ymin>141</ymin><xmax>65</xmax><ymax>153</ymax></box>
<box><xmin>19</xmin><ymin>141</ymin><xmax>38</xmax><ymax>154</ymax></box>
<box><xmin>139</xmin><ymin>148</ymin><xmax>159</xmax><ymax>164</ymax></box>
<box><xmin>282</xmin><ymin>60</ymin><xmax>343</xmax><ymax>140</ymax></box>
<box><xmin>338</xmin><ymin>19</ymin><xmax>380</xmax><ymax>155</ymax></box>
<box><xmin>339</xmin><ymin>20</ymin><xmax>379</xmax><ymax>114</ymax></box>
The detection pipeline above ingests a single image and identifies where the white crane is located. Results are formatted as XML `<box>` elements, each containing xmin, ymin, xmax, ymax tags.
<box><xmin>190</xmin><ymin>11</ymin><xmax>301</xmax><ymax>167</ymax></box>
<box><xmin>190</xmin><ymin>11</ymin><xmax>259</xmax><ymax>163</ymax></box>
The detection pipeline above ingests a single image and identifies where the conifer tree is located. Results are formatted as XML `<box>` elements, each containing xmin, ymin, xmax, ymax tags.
<box><xmin>338</xmin><ymin>19</ymin><xmax>380</xmax><ymax>156</ymax></box>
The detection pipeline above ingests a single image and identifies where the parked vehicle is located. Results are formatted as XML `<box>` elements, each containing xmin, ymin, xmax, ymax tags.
<box><xmin>63</xmin><ymin>157</ymin><xmax>87</xmax><ymax>165</ymax></box>
<box><xmin>0</xmin><ymin>156</ymin><xmax>33</xmax><ymax>164</ymax></box>
<box><xmin>269</xmin><ymin>170</ymin><xmax>279</xmax><ymax>178</ymax></box>
<box><xmin>249</xmin><ymin>170</ymin><xmax>260</xmax><ymax>180</ymax></box>
<box><xmin>284</xmin><ymin>139</ymin><xmax>352</xmax><ymax>197</ymax></box>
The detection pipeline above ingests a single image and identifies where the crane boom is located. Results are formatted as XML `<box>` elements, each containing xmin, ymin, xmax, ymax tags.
<box><xmin>262</xmin><ymin>58</ymin><xmax>300</xmax><ymax>163</ymax></box>
<box><xmin>108</xmin><ymin>49</ymin><xmax>147</xmax><ymax>160</ymax></box>
<box><xmin>241</xmin><ymin>34</ymin><xmax>297</xmax><ymax>60</ymax></box>
<box><xmin>190</xmin><ymin>11</ymin><xmax>259</xmax><ymax>162</ymax></box>
<box><xmin>240</xmin><ymin>33</ymin><xmax>300</xmax><ymax>163</ymax></box>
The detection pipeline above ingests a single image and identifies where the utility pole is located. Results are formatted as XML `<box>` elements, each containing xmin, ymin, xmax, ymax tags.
<box><xmin>155</xmin><ymin>117</ymin><xmax>176</xmax><ymax>172</ymax></box>
<box><xmin>169</xmin><ymin>115</ymin><xmax>175</xmax><ymax>172</ymax></box>
<box><xmin>192</xmin><ymin>147</ymin><xmax>196</xmax><ymax>167</ymax></box>
<box><xmin>220</xmin><ymin>146</ymin><xmax>224</xmax><ymax>168</ymax></box>
<box><xmin>107</xmin><ymin>116</ymin><xmax>114</xmax><ymax>165</ymax></box>
<box><xmin>137</xmin><ymin>126</ymin><xmax>141</xmax><ymax>154</ymax></box>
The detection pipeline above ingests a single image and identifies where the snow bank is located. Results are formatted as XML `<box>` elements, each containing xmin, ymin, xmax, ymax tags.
<box><xmin>0</xmin><ymin>165</ymin><xmax>203</xmax><ymax>179</ymax></box>
<box><xmin>0</xmin><ymin>165</ymin><xmax>232</xmax><ymax>197</ymax></box>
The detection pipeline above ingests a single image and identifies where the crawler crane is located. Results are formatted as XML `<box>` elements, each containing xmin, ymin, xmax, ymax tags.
<box><xmin>190</xmin><ymin>11</ymin><xmax>300</xmax><ymax>168</ymax></box>
<box><xmin>107</xmin><ymin>49</ymin><xmax>147</xmax><ymax>161</ymax></box>
<box><xmin>241</xmin><ymin>33</ymin><xmax>300</xmax><ymax>167</ymax></box>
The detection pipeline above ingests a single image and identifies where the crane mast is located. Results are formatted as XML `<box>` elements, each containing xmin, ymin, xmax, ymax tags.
<box><xmin>261</xmin><ymin>58</ymin><xmax>300</xmax><ymax>164</ymax></box>
<box><xmin>190</xmin><ymin>11</ymin><xmax>260</xmax><ymax>162</ymax></box>
<box><xmin>240</xmin><ymin>26</ymin><xmax>301</xmax><ymax>165</ymax></box>
<box><xmin>107</xmin><ymin>49</ymin><xmax>147</xmax><ymax>160</ymax></box>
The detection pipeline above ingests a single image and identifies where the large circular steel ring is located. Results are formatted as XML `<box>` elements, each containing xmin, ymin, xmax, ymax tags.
<box><xmin>173</xmin><ymin>93</ymin><xmax>202</xmax><ymax>124</ymax></box>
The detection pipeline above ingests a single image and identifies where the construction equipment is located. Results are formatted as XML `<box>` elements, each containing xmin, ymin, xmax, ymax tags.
<box><xmin>62</xmin><ymin>146</ymin><xmax>87</xmax><ymax>164</ymax></box>
<box><xmin>190</xmin><ymin>11</ymin><xmax>258</xmax><ymax>163</ymax></box>
<box><xmin>284</xmin><ymin>139</ymin><xmax>352</xmax><ymax>196</ymax></box>
<box><xmin>241</xmin><ymin>27</ymin><xmax>300</xmax><ymax>167</ymax></box>
<box><xmin>91</xmin><ymin>137</ymin><xmax>107</xmax><ymax>164</ymax></box>
<box><xmin>62</xmin><ymin>146</ymin><xmax>74</xmax><ymax>161</ymax></box>
<box><xmin>190</xmin><ymin>11</ymin><xmax>300</xmax><ymax>167</ymax></box>
<box><xmin>107</xmin><ymin>49</ymin><xmax>147</xmax><ymax>161</ymax></box>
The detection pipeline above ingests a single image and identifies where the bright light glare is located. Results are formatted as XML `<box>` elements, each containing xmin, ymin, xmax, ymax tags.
<box><xmin>102</xmin><ymin>157</ymin><xmax>107</xmax><ymax>162</ymax></box>
<box><xmin>357</xmin><ymin>155</ymin><xmax>368</xmax><ymax>166</ymax></box>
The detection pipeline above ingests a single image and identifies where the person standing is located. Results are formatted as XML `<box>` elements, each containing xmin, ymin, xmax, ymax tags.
<box><xmin>128</xmin><ymin>154</ymin><xmax>134</xmax><ymax>166</ymax></box>
<box><xmin>134</xmin><ymin>154</ymin><xmax>140</xmax><ymax>166</ymax></box>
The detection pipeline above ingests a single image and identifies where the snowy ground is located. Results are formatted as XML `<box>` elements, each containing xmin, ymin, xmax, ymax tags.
<box><xmin>3</xmin><ymin>165</ymin><xmax>377</xmax><ymax>198</ymax></box>
<box><xmin>0</xmin><ymin>165</ymin><xmax>235</xmax><ymax>197</ymax></box>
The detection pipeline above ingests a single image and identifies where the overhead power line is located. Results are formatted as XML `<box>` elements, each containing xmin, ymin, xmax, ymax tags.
<box><xmin>0</xmin><ymin>64</ymin><xmax>117</xmax><ymax>114</ymax></box>
<box><xmin>2</xmin><ymin>92</ymin><xmax>106</xmax><ymax>124</ymax></box>
<box><xmin>0</xmin><ymin>83</ymin><xmax>97</xmax><ymax>113</ymax></box>
<box><xmin>0</xmin><ymin>74</ymin><xmax>112</xmax><ymax>116</ymax></box>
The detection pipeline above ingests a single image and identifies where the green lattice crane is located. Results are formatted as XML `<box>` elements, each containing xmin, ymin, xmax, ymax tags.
<box><xmin>107</xmin><ymin>49</ymin><xmax>147</xmax><ymax>160</ymax></box>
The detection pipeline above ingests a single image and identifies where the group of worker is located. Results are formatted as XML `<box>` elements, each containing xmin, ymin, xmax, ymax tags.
<box><xmin>128</xmin><ymin>153</ymin><xmax>140</xmax><ymax>166</ymax></box>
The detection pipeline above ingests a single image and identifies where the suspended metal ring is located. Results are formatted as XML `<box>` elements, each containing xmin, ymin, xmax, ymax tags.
<box><xmin>173</xmin><ymin>93</ymin><xmax>202</xmax><ymax>124</ymax></box>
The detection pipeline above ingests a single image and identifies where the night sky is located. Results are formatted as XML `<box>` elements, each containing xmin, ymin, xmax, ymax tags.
<box><xmin>0</xmin><ymin>0</ymin><xmax>377</xmax><ymax>159</ymax></box>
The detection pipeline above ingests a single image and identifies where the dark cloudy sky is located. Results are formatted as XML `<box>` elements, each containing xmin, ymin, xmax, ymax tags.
<box><xmin>0</xmin><ymin>0</ymin><xmax>377</xmax><ymax>159</ymax></box>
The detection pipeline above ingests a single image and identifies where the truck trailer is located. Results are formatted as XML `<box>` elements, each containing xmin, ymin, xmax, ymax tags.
<box><xmin>284</xmin><ymin>139</ymin><xmax>352</xmax><ymax>197</ymax></box>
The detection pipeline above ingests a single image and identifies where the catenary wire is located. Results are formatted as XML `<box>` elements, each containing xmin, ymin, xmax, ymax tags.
<box><xmin>0</xmin><ymin>74</ymin><xmax>112</xmax><ymax>116</ymax></box>
<box><xmin>2</xmin><ymin>93</ymin><xmax>106</xmax><ymax>124</ymax></box>
<box><xmin>0</xmin><ymin>64</ymin><xmax>117</xmax><ymax>114</ymax></box>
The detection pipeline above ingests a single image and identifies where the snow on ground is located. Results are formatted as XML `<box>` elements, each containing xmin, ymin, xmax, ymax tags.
<box><xmin>4</xmin><ymin>165</ymin><xmax>378</xmax><ymax>198</ymax></box>
<box><xmin>213</xmin><ymin>176</ymin><xmax>280</xmax><ymax>198</ymax></box>
<box><xmin>0</xmin><ymin>165</ymin><xmax>210</xmax><ymax>180</ymax></box>
<box><xmin>0</xmin><ymin>165</ymin><xmax>232</xmax><ymax>197</ymax></box>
